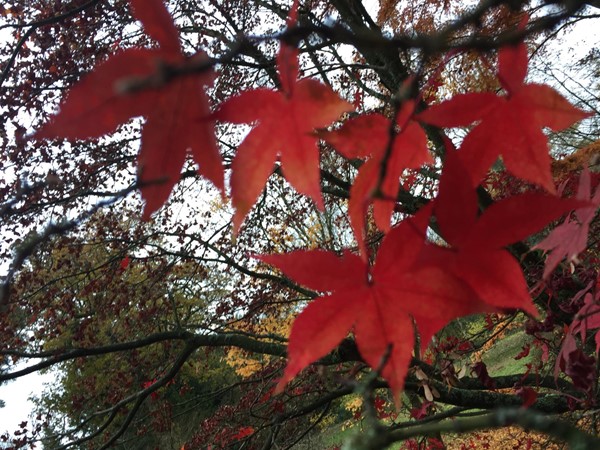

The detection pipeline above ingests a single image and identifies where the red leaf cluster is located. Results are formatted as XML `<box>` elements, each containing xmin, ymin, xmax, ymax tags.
<box><xmin>258</xmin><ymin>204</ymin><xmax>487</xmax><ymax>403</ymax></box>
<box><xmin>322</xmin><ymin>99</ymin><xmax>431</xmax><ymax>254</ymax></box>
<box><xmin>33</xmin><ymin>1</ymin><xmax>596</xmax><ymax>403</ymax></box>
<box><xmin>536</xmin><ymin>167</ymin><xmax>600</xmax><ymax>278</ymax></box>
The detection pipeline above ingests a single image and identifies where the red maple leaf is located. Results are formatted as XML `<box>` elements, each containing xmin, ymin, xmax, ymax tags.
<box><xmin>535</xmin><ymin>167</ymin><xmax>600</xmax><ymax>278</ymax></box>
<box><xmin>256</xmin><ymin>205</ymin><xmax>486</xmax><ymax>403</ymax></box>
<box><xmin>516</xmin><ymin>386</ymin><xmax>537</xmax><ymax>408</ymax></box>
<box><xmin>322</xmin><ymin>101</ymin><xmax>432</xmax><ymax>256</ymax></box>
<box><xmin>119</xmin><ymin>256</ymin><xmax>131</xmax><ymax>271</ymax></box>
<box><xmin>142</xmin><ymin>378</ymin><xmax>160</xmax><ymax>399</ymax></box>
<box><xmin>409</xmin><ymin>401</ymin><xmax>433</xmax><ymax>420</ymax></box>
<box><xmin>418</xmin><ymin>40</ymin><xmax>591</xmax><ymax>192</ymax></box>
<box><xmin>421</xmin><ymin>151</ymin><xmax>585</xmax><ymax>315</ymax></box>
<box><xmin>471</xmin><ymin>362</ymin><xmax>496</xmax><ymax>389</ymax></box>
<box><xmin>574</xmin><ymin>293</ymin><xmax>600</xmax><ymax>352</ymax></box>
<box><xmin>231</xmin><ymin>426</ymin><xmax>254</xmax><ymax>441</ymax></box>
<box><xmin>564</xmin><ymin>348</ymin><xmax>596</xmax><ymax>392</ymax></box>
<box><xmin>558</xmin><ymin>284</ymin><xmax>600</xmax><ymax>375</ymax></box>
<box><xmin>214</xmin><ymin>3</ymin><xmax>352</xmax><ymax>232</ymax></box>
<box><xmin>35</xmin><ymin>0</ymin><xmax>223</xmax><ymax>218</ymax></box>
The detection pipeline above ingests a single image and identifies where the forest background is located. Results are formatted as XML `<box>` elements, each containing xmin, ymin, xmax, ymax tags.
<box><xmin>2</xmin><ymin>0</ymin><xmax>600</xmax><ymax>449</ymax></box>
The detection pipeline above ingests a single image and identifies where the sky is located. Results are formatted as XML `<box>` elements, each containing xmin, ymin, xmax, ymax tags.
<box><xmin>0</xmin><ymin>22</ymin><xmax>46</xmax><ymax>442</ymax></box>
<box><xmin>0</xmin><ymin>369</ymin><xmax>55</xmax><ymax>436</ymax></box>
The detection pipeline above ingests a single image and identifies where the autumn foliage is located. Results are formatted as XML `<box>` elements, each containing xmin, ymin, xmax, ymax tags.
<box><xmin>2</xmin><ymin>0</ymin><xmax>600</xmax><ymax>449</ymax></box>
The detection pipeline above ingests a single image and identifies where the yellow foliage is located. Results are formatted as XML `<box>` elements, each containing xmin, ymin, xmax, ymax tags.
<box><xmin>552</xmin><ymin>139</ymin><xmax>600</xmax><ymax>180</ymax></box>
<box><xmin>377</xmin><ymin>0</ymin><xmax>457</xmax><ymax>35</ymax></box>
<box><xmin>447</xmin><ymin>414</ymin><xmax>595</xmax><ymax>449</ymax></box>
<box><xmin>305</xmin><ymin>220</ymin><xmax>324</xmax><ymax>250</ymax></box>
<box><xmin>471</xmin><ymin>317</ymin><xmax>519</xmax><ymax>362</ymax></box>
<box><xmin>447</xmin><ymin>426</ymin><xmax>561</xmax><ymax>449</ymax></box>
<box><xmin>267</xmin><ymin>212</ymin><xmax>332</xmax><ymax>253</ymax></box>
<box><xmin>316</xmin><ymin>412</ymin><xmax>336</xmax><ymax>430</ymax></box>
<box><xmin>344</xmin><ymin>395</ymin><xmax>363</xmax><ymax>414</ymax></box>
<box><xmin>208</xmin><ymin>193</ymin><xmax>228</xmax><ymax>213</ymax></box>
<box><xmin>224</xmin><ymin>349</ymin><xmax>265</xmax><ymax>378</ymax></box>
<box><xmin>340</xmin><ymin>395</ymin><xmax>364</xmax><ymax>431</ymax></box>
<box><xmin>378</xmin><ymin>1</ymin><xmax>528</xmax><ymax>102</ymax></box>
<box><xmin>224</xmin><ymin>311</ymin><xmax>294</xmax><ymax>377</ymax></box>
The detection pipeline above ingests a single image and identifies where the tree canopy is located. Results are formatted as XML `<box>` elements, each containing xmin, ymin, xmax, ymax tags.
<box><xmin>1</xmin><ymin>0</ymin><xmax>600</xmax><ymax>449</ymax></box>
